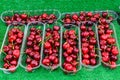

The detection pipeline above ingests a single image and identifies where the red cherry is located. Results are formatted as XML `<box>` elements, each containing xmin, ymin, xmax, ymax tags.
<box><xmin>65</xmin><ymin>56</ymin><xmax>73</xmax><ymax>63</ymax></box>
<box><xmin>106</xmin><ymin>29</ymin><xmax>113</xmax><ymax>34</ymax></box>
<box><xmin>64</xmin><ymin>63</ymin><xmax>73</xmax><ymax>71</ymax></box>
<box><xmin>13</xmin><ymin>50</ymin><xmax>20</xmax><ymax>58</ymax></box>
<box><xmin>26</xmin><ymin>57</ymin><xmax>32</xmax><ymax>64</ymax></box>
<box><xmin>42</xmin><ymin>13</ymin><xmax>48</xmax><ymax>19</ymax></box>
<box><xmin>102</xmin><ymin>12</ymin><xmax>108</xmax><ymax>18</ymax></box>
<box><xmin>53</xmin><ymin>26</ymin><xmax>60</xmax><ymax>31</ymax></box>
<box><xmin>69</xmin><ymin>30</ymin><xmax>75</xmax><ymax>35</ymax></box>
<box><xmin>65</xmin><ymin>14</ymin><xmax>71</xmax><ymax>18</ymax></box>
<box><xmin>3</xmin><ymin>46</ymin><xmax>10</xmax><ymax>52</ymax></box>
<box><xmin>10</xmin><ymin>60</ymin><xmax>17</xmax><ymax>66</ymax></box>
<box><xmin>49</xmin><ymin>55</ymin><xmax>56</xmax><ymax>61</ymax></box>
<box><xmin>72</xmin><ymin>60</ymin><xmax>78</xmax><ymax>67</ymax></box>
<box><xmin>66</xmin><ymin>47</ymin><xmax>73</xmax><ymax>54</ymax></box>
<box><xmin>110</xmin><ymin>61</ymin><xmax>116</xmax><ymax>69</ymax></box>
<box><xmin>33</xmin><ymin>53</ymin><xmax>40</xmax><ymax>61</ymax></box>
<box><xmin>42</xmin><ymin>58</ymin><xmax>50</xmax><ymax>66</ymax></box>
<box><xmin>54</xmin><ymin>42</ymin><xmax>60</xmax><ymax>47</ymax></box>
<box><xmin>83</xmin><ymin>54</ymin><xmax>90</xmax><ymax>59</ymax></box>
<box><xmin>63</xmin><ymin>42</ymin><xmax>70</xmax><ymax>50</ymax></box>
<box><xmin>102</xmin><ymin>56</ymin><xmax>109</xmax><ymax>62</ymax></box>
<box><xmin>89</xmin><ymin>31</ymin><xmax>95</xmax><ymax>37</ymax></box>
<box><xmin>72</xmin><ymin>67</ymin><xmax>77</xmax><ymax>72</ymax></box>
<box><xmin>90</xmin><ymin>52</ymin><xmax>96</xmax><ymax>58</ymax></box>
<box><xmin>87</xmin><ymin>12</ymin><xmax>92</xmax><ymax>17</ymax></box>
<box><xmin>102</xmin><ymin>52</ymin><xmax>109</xmax><ymax>57</ymax></box>
<box><xmin>80</xmin><ymin>25</ymin><xmax>86</xmax><ymax>31</ymax></box>
<box><xmin>111</xmin><ymin>48</ymin><xmax>119</xmax><ymax>56</ymax></box>
<box><xmin>100</xmin><ymin>34</ymin><xmax>108</xmax><ymax>40</ymax></box>
<box><xmin>89</xmin><ymin>45</ymin><xmax>94</xmax><ymax>50</ymax></box>
<box><xmin>9</xmin><ymin>65</ymin><xmax>16</xmax><ymax>72</ymax></box>
<box><xmin>82</xmin><ymin>59</ymin><xmax>90</xmax><ymax>65</ymax></box>
<box><xmin>63</xmin><ymin>52</ymin><xmax>69</xmax><ymax>58</ymax></box>
<box><xmin>44</xmin><ymin>42</ymin><xmax>51</xmax><ymax>49</ymax></box>
<box><xmin>21</xmin><ymin>14</ymin><xmax>28</xmax><ymax>19</ymax></box>
<box><xmin>30</xmin><ymin>60</ymin><xmax>38</xmax><ymax>67</ymax></box>
<box><xmin>107</xmin><ymin>37</ymin><xmax>116</xmax><ymax>44</ymax></box>
<box><xmin>72</xmin><ymin>14</ymin><xmax>78</xmax><ymax>21</ymax></box>
<box><xmin>65</xmin><ymin>18</ymin><xmax>71</xmax><ymax>24</ymax></box>
<box><xmin>3</xmin><ymin>63</ymin><xmax>10</xmax><ymax>69</ymax></box>
<box><xmin>110</xmin><ymin>55</ymin><xmax>118</xmax><ymax>61</ymax></box>
<box><xmin>9</xmin><ymin>35</ymin><xmax>16</xmax><ymax>42</ymax></box>
<box><xmin>53</xmin><ymin>58</ymin><xmax>59</xmax><ymax>64</ymax></box>
<box><xmin>82</xmin><ymin>47</ymin><xmax>89</xmax><ymax>54</ymax></box>
<box><xmin>90</xmin><ymin>58</ymin><xmax>96</xmax><ymax>65</ymax></box>
<box><xmin>26</xmin><ymin>65</ymin><xmax>33</xmax><ymax>72</ymax></box>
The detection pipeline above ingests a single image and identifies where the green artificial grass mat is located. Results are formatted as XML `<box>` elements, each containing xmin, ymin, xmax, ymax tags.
<box><xmin>0</xmin><ymin>0</ymin><xmax>120</xmax><ymax>80</ymax></box>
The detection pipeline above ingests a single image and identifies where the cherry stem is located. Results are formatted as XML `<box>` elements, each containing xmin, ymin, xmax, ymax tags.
<box><xmin>27</xmin><ymin>55</ymin><xmax>33</xmax><ymax>60</ymax></box>
<box><xmin>7</xmin><ymin>60</ymin><xmax>11</xmax><ymax>66</ymax></box>
<box><xmin>12</xmin><ymin>42</ymin><xmax>14</xmax><ymax>50</ymax></box>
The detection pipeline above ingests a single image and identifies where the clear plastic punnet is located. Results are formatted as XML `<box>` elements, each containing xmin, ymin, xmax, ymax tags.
<box><xmin>60</xmin><ymin>24</ymin><xmax>81</xmax><ymax>74</ymax></box>
<box><xmin>61</xmin><ymin>10</ymin><xmax>118</xmax><ymax>24</ymax></box>
<box><xmin>41</xmin><ymin>22</ymin><xmax>62</xmax><ymax>70</ymax></box>
<box><xmin>79</xmin><ymin>21</ymin><xmax>101</xmax><ymax>69</ymax></box>
<box><xmin>97</xmin><ymin>23</ymin><xmax>120</xmax><ymax>68</ymax></box>
<box><xmin>0</xmin><ymin>23</ymin><xmax>26</xmax><ymax>74</ymax></box>
<box><xmin>1</xmin><ymin>9</ymin><xmax>61</xmax><ymax>24</ymax></box>
<box><xmin>20</xmin><ymin>21</ymin><xmax>45</xmax><ymax>72</ymax></box>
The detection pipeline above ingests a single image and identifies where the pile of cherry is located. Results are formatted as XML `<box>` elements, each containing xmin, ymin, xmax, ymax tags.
<box><xmin>3</xmin><ymin>27</ymin><xmax>24</xmax><ymax>72</ymax></box>
<box><xmin>80</xmin><ymin>22</ymin><xmax>97</xmax><ymax>66</ymax></box>
<box><xmin>42</xmin><ymin>26</ymin><xmax>60</xmax><ymax>69</ymax></box>
<box><xmin>0</xmin><ymin>11</ymin><xmax>119</xmax><ymax>74</ymax></box>
<box><xmin>62</xmin><ymin>12</ymin><xmax>113</xmax><ymax>26</ymax></box>
<box><xmin>4</xmin><ymin>13</ymin><xmax>57</xmax><ymax>25</ymax></box>
<box><xmin>25</xmin><ymin>27</ymin><xmax>42</xmax><ymax>72</ymax></box>
<box><xmin>98</xmin><ymin>20</ymin><xmax>119</xmax><ymax>69</ymax></box>
<box><xmin>62</xmin><ymin>29</ymin><xmax>79</xmax><ymax>72</ymax></box>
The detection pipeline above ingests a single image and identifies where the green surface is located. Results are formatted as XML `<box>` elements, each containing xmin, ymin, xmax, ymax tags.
<box><xmin>0</xmin><ymin>0</ymin><xmax>120</xmax><ymax>80</ymax></box>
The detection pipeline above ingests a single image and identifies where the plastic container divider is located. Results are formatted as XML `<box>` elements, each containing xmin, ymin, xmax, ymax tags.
<box><xmin>61</xmin><ymin>10</ymin><xmax>118</xmax><ymax>23</ymax></box>
<box><xmin>20</xmin><ymin>21</ymin><xmax>45</xmax><ymax>72</ymax></box>
<box><xmin>1</xmin><ymin>9</ymin><xmax>61</xmax><ymax>24</ymax></box>
<box><xmin>0</xmin><ymin>23</ymin><xmax>26</xmax><ymax>74</ymax></box>
<box><xmin>98</xmin><ymin>23</ymin><xmax>120</xmax><ymax>67</ymax></box>
<box><xmin>60</xmin><ymin>24</ymin><xmax>81</xmax><ymax>74</ymax></box>
<box><xmin>41</xmin><ymin>22</ymin><xmax>62</xmax><ymax>70</ymax></box>
<box><xmin>79</xmin><ymin>21</ymin><xmax>101</xmax><ymax>69</ymax></box>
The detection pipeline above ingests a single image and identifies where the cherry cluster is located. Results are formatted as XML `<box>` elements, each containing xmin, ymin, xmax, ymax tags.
<box><xmin>62</xmin><ymin>29</ymin><xmax>79</xmax><ymax>72</ymax></box>
<box><xmin>62</xmin><ymin>12</ymin><xmax>113</xmax><ymax>26</ymax></box>
<box><xmin>80</xmin><ymin>23</ymin><xmax>97</xmax><ymax>66</ymax></box>
<box><xmin>98</xmin><ymin>21</ymin><xmax>119</xmax><ymax>69</ymax></box>
<box><xmin>3</xmin><ymin>27</ymin><xmax>24</xmax><ymax>72</ymax></box>
<box><xmin>4</xmin><ymin>13</ymin><xmax>57</xmax><ymax>25</ymax></box>
<box><xmin>25</xmin><ymin>27</ymin><xmax>42</xmax><ymax>72</ymax></box>
<box><xmin>42</xmin><ymin>26</ymin><xmax>60</xmax><ymax>69</ymax></box>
